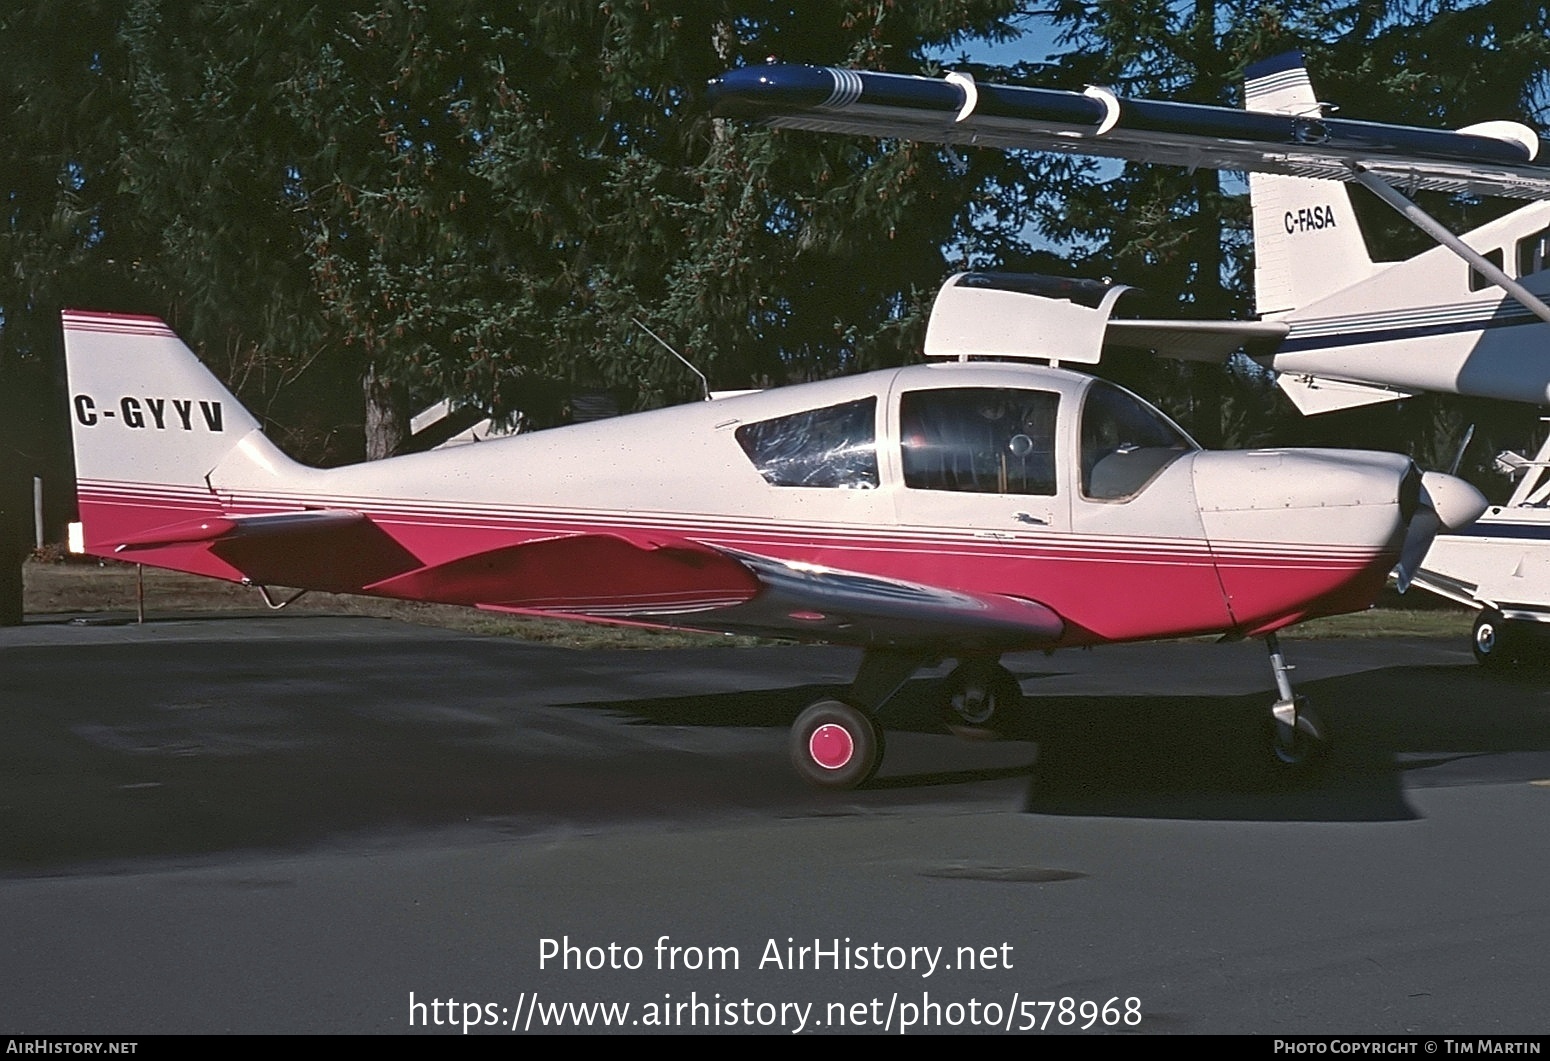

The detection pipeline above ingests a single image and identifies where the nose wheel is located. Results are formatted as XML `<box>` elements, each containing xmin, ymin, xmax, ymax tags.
<box><xmin>1270</xmin><ymin>694</ymin><xmax>1326</xmax><ymax>766</ymax></box>
<box><xmin>791</xmin><ymin>699</ymin><xmax>884</xmax><ymax>789</ymax></box>
<box><xmin>1472</xmin><ymin>609</ymin><xmax>1518</xmax><ymax>669</ymax></box>
<box><xmin>1264</xmin><ymin>633</ymin><xmax>1329</xmax><ymax>772</ymax></box>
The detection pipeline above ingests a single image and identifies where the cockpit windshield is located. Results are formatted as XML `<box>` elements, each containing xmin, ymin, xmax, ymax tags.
<box><xmin>1079</xmin><ymin>381</ymin><xmax>1195</xmax><ymax>500</ymax></box>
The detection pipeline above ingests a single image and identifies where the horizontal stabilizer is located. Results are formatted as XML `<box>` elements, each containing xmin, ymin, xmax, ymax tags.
<box><xmin>1494</xmin><ymin>450</ymin><xmax>1534</xmax><ymax>476</ymax></box>
<box><xmin>1277</xmin><ymin>374</ymin><xmax>1412</xmax><ymax>415</ymax></box>
<box><xmin>1105</xmin><ymin>318</ymin><xmax>1290</xmax><ymax>363</ymax></box>
<box><xmin>114</xmin><ymin>509</ymin><xmax>366</xmax><ymax>552</ymax></box>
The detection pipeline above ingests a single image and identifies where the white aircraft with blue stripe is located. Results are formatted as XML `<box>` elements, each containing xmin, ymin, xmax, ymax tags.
<box><xmin>1240</xmin><ymin>54</ymin><xmax>1550</xmax><ymax>667</ymax></box>
<box><xmin>1240</xmin><ymin>52</ymin><xmax>1550</xmax><ymax>416</ymax></box>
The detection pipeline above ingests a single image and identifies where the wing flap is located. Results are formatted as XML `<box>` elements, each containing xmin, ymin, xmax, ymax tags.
<box><xmin>1276</xmin><ymin>374</ymin><xmax>1413</xmax><ymax>414</ymax></box>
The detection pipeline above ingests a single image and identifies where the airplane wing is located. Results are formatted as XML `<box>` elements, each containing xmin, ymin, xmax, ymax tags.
<box><xmin>687</xmin><ymin>546</ymin><xmax>1066</xmax><ymax>651</ymax></box>
<box><xmin>366</xmin><ymin>532</ymin><xmax>761</xmax><ymax>615</ymax></box>
<box><xmin>373</xmin><ymin>532</ymin><xmax>1065</xmax><ymax>651</ymax></box>
<box><xmin>105</xmin><ymin>513</ymin><xmax>1064</xmax><ymax>648</ymax></box>
<box><xmin>707</xmin><ymin>63</ymin><xmax>1550</xmax><ymax>200</ymax></box>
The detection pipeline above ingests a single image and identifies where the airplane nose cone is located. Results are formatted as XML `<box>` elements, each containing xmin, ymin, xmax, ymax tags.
<box><xmin>1394</xmin><ymin>468</ymin><xmax>1489</xmax><ymax>593</ymax></box>
<box><xmin>1419</xmin><ymin>470</ymin><xmax>1488</xmax><ymax>531</ymax></box>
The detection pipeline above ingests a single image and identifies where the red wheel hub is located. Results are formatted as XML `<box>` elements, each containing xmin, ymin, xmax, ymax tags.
<box><xmin>808</xmin><ymin>723</ymin><xmax>855</xmax><ymax>770</ymax></box>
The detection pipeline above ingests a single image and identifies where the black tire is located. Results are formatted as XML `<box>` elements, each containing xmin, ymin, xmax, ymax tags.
<box><xmin>1268</xmin><ymin>696</ymin><xmax>1329</xmax><ymax>772</ymax></box>
<box><xmin>1472</xmin><ymin>609</ymin><xmax>1516</xmax><ymax>669</ymax></box>
<box><xmin>790</xmin><ymin>699</ymin><xmax>883</xmax><ymax>789</ymax></box>
<box><xmin>941</xmin><ymin>659</ymin><xmax>1023</xmax><ymax>737</ymax></box>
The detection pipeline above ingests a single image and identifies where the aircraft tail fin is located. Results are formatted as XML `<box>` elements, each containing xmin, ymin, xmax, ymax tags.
<box><xmin>1244</xmin><ymin>53</ymin><xmax>1376</xmax><ymax>316</ymax></box>
<box><xmin>63</xmin><ymin>311</ymin><xmax>313</xmax><ymax>567</ymax></box>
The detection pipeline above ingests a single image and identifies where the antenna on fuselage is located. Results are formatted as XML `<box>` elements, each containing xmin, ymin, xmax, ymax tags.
<box><xmin>633</xmin><ymin>317</ymin><xmax>710</xmax><ymax>401</ymax></box>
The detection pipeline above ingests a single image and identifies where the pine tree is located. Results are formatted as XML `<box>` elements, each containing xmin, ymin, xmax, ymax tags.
<box><xmin>1</xmin><ymin>1</ymin><xmax>1030</xmax><ymax>463</ymax></box>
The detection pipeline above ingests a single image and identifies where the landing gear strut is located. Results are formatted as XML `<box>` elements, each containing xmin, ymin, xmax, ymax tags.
<box><xmin>1265</xmin><ymin>632</ymin><xmax>1327</xmax><ymax>769</ymax></box>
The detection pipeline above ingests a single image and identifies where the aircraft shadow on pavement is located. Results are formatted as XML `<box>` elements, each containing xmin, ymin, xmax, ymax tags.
<box><xmin>6</xmin><ymin>638</ymin><xmax>1547</xmax><ymax>872</ymax></box>
<box><xmin>583</xmin><ymin>659</ymin><xmax>1550</xmax><ymax>824</ymax></box>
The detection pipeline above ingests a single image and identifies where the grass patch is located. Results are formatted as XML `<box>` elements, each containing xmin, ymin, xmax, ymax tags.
<box><xmin>21</xmin><ymin>559</ymin><xmax>759</xmax><ymax>649</ymax></box>
<box><xmin>1283</xmin><ymin>606</ymin><xmax>1471</xmax><ymax>639</ymax></box>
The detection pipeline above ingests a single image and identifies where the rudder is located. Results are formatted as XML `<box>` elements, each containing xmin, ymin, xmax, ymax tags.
<box><xmin>1244</xmin><ymin>53</ymin><xmax>1377</xmax><ymax>316</ymax></box>
<box><xmin>63</xmin><ymin>310</ymin><xmax>306</xmax><ymax>563</ymax></box>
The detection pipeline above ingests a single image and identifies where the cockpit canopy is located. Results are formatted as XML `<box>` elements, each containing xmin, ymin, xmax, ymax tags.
<box><xmin>735</xmin><ymin>374</ymin><xmax>1196</xmax><ymax>501</ymax></box>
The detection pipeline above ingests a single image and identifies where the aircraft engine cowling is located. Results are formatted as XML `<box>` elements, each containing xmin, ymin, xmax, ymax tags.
<box><xmin>1190</xmin><ymin>449</ymin><xmax>1483</xmax><ymax>630</ymax></box>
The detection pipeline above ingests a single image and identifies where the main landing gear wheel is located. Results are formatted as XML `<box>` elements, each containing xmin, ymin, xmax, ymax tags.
<box><xmin>941</xmin><ymin>659</ymin><xmax>1023</xmax><ymax>738</ymax></box>
<box><xmin>790</xmin><ymin>699</ymin><xmax>884</xmax><ymax>790</ymax></box>
<box><xmin>1472</xmin><ymin>609</ymin><xmax>1517</xmax><ymax>669</ymax></box>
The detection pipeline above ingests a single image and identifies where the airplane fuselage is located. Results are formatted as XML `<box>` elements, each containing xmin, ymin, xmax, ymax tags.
<box><xmin>69</xmin><ymin>320</ymin><xmax>1414</xmax><ymax>648</ymax></box>
<box><xmin>1263</xmin><ymin>181</ymin><xmax>1550</xmax><ymax>407</ymax></box>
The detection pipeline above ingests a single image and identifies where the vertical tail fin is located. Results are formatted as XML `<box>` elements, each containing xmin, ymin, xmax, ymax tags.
<box><xmin>1244</xmin><ymin>53</ymin><xmax>1376</xmax><ymax>316</ymax></box>
<box><xmin>63</xmin><ymin>311</ymin><xmax>309</xmax><ymax>560</ymax></box>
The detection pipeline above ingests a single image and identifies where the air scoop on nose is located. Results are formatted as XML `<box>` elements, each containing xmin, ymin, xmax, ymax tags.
<box><xmin>1394</xmin><ymin>469</ymin><xmax>1489</xmax><ymax>592</ymax></box>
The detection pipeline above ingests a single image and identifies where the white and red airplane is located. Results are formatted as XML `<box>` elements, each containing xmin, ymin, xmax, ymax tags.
<box><xmin>62</xmin><ymin>275</ymin><xmax>1485</xmax><ymax>788</ymax></box>
<box><xmin>707</xmin><ymin>56</ymin><xmax>1550</xmax><ymax>668</ymax></box>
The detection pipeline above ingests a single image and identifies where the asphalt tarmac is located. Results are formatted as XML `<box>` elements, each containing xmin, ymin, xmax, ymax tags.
<box><xmin>2</xmin><ymin>613</ymin><xmax>1549</xmax><ymax>1035</ymax></box>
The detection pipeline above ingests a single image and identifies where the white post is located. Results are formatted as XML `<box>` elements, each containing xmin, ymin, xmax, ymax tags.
<box><xmin>32</xmin><ymin>476</ymin><xmax>43</xmax><ymax>549</ymax></box>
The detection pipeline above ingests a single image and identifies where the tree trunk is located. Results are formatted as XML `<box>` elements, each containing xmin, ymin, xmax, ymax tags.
<box><xmin>363</xmin><ymin>363</ymin><xmax>409</xmax><ymax>461</ymax></box>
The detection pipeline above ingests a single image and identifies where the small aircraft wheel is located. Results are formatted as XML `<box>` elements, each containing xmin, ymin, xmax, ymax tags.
<box><xmin>1268</xmin><ymin>695</ymin><xmax>1329</xmax><ymax>771</ymax></box>
<box><xmin>942</xmin><ymin>659</ymin><xmax>1023</xmax><ymax>737</ymax></box>
<box><xmin>790</xmin><ymin>699</ymin><xmax>883</xmax><ymax>790</ymax></box>
<box><xmin>1472</xmin><ymin>609</ymin><xmax>1516</xmax><ymax>669</ymax></box>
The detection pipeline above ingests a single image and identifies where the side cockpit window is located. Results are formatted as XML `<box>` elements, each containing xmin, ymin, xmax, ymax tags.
<box><xmin>736</xmin><ymin>397</ymin><xmax>879</xmax><ymax>489</ymax></box>
<box><xmin>1080</xmin><ymin>381</ymin><xmax>1194</xmax><ymax>500</ymax></box>
<box><xmin>900</xmin><ymin>388</ymin><xmax>1059</xmax><ymax>495</ymax></box>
